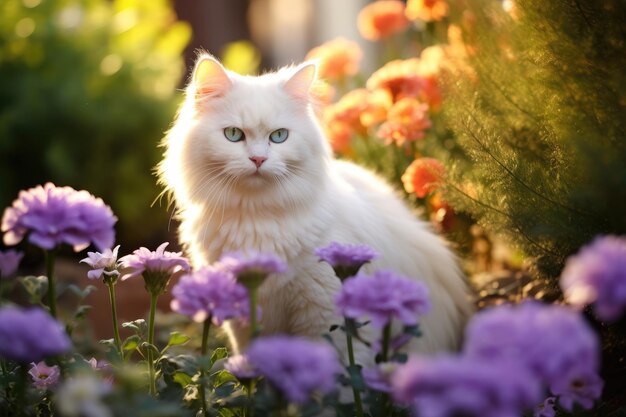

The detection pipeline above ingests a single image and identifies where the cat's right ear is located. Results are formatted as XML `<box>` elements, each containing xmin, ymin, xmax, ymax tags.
<box><xmin>192</xmin><ymin>56</ymin><xmax>232</xmax><ymax>99</ymax></box>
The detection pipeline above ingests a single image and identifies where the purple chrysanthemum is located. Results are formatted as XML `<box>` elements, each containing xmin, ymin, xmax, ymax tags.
<box><xmin>0</xmin><ymin>306</ymin><xmax>71</xmax><ymax>362</ymax></box>
<box><xmin>463</xmin><ymin>302</ymin><xmax>601</xmax><ymax>391</ymax></box>
<box><xmin>392</xmin><ymin>355</ymin><xmax>542</xmax><ymax>417</ymax></box>
<box><xmin>246</xmin><ymin>336</ymin><xmax>340</xmax><ymax>404</ymax></box>
<box><xmin>80</xmin><ymin>245</ymin><xmax>121</xmax><ymax>282</ymax></box>
<box><xmin>335</xmin><ymin>269</ymin><xmax>431</xmax><ymax>328</ymax></box>
<box><xmin>218</xmin><ymin>251</ymin><xmax>287</xmax><ymax>290</ymax></box>
<box><xmin>29</xmin><ymin>361</ymin><xmax>61</xmax><ymax>390</ymax></box>
<box><xmin>0</xmin><ymin>249</ymin><xmax>23</xmax><ymax>277</ymax></box>
<box><xmin>316</xmin><ymin>242</ymin><xmax>378</xmax><ymax>279</ymax></box>
<box><xmin>171</xmin><ymin>267</ymin><xmax>252</xmax><ymax>325</ymax></box>
<box><xmin>224</xmin><ymin>354</ymin><xmax>258</xmax><ymax>380</ymax></box>
<box><xmin>119</xmin><ymin>242</ymin><xmax>190</xmax><ymax>295</ymax></box>
<box><xmin>1</xmin><ymin>183</ymin><xmax>116</xmax><ymax>252</ymax></box>
<box><xmin>560</xmin><ymin>235</ymin><xmax>626</xmax><ymax>321</ymax></box>
<box><xmin>550</xmin><ymin>365</ymin><xmax>603</xmax><ymax>411</ymax></box>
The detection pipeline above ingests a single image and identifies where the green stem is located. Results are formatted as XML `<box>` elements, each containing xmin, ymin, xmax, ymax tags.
<box><xmin>380</xmin><ymin>323</ymin><xmax>393</xmax><ymax>415</ymax></box>
<box><xmin>14</xmin><ymin>363</ymin><xmax>28</xmax><ymax>417</ymax></box>
<box><xmin>106</xmin><ymin>281</ymin><xmax>122</xmax><ymax>358</ymax></box>
<box><xmin>345</xmin><ymin>318</ymin><xmax>364</xmax><ymax>417</ymax></box>
<box><xmin>199</xmin><ymin>318</ymin><xmax>211</xmax><ymax>417</ymax></box>
<box><xmin>1</xmin><ymin>360</ymin><xmax>11</xmax><ymax>409</ymax></box>
<box><xmin>45</xmin><ymin>250</ymin><xmax>57</xmax><ymax>318</ymax></box>
<box><xmin>249</xmin><ymin>288</ymin><xmax>258</xmax><ymax>340</ymax></box>
<box><xmin>148</xmin><ymin>292</ymin><xmax>158</xmax><ymax>396</ymax></box>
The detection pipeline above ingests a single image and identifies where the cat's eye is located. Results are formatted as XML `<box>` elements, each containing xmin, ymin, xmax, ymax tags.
<box><xmin>224</xmin><ymin>127</ymin><xmax>244</xmax><ymax>142</ymax></box>
<box><xmin>269</xmin><ymin>128</ymin><xmax>289</xmax><ymax>144</ymax></box>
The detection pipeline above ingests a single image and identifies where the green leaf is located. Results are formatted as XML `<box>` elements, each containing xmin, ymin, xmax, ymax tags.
<box><xmin>122</xmin><ymin>319</ymin><xmax>147</xmax><ymax>335</ymax></box>
<box><xmin>19</xmin><ymin>275</ymin><xmax>48</xmax><ymax>304</ymax></box>
<box><xmin>210</xmin><ymin>347</ymin><xmax>228</xmax><ymax>366</ymax></box>
<box><xmin>167</xmin><ymin>331</ymin><xmax>190</xmax><ymax>347</ymax></box>
<box><xmin>346</xmin><ymin>364</ymin><xmax>365</xmax><ymax>391</ymax></box>
<box><xmin>73</xmin><ymin>304</ymin><xmax>92</xmax><ymax>320</ymax></box>
<box><xmin>212</xmin><ymin>369</ymin><xmax>237</xmax><ymax>388</ymax></box>
<box><xmin>141</xmin><ymin>342</ymin><xmax>160</xmax><ymax>357</ymax></box>
<box><xmin>172</xmin><ymin>371</ymin><xmax>193</xmax><ymax>387</ymax></box>
<box><xmin>122</xmin><ymin>335</ymin><xmax>141</xmax><ymax>351</ymax></box>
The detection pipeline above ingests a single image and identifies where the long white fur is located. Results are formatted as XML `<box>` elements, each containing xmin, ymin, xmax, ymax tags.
<box><xmin>159</xmin><ymin>55</ymin><xmax>473</xmax><ymax>366</ymax></box>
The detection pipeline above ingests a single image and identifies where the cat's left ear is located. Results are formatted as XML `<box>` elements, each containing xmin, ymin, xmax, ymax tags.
<box><xmin>284</xmin><ymin>62</ymin><xmax>317</xmax><ymax>101</ymax></box>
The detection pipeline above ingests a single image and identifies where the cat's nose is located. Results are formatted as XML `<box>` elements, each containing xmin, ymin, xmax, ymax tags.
<box><xmin>249</xmin><ymin>156</ymin><xmax>267</xmax><ymax>168</ymax></box>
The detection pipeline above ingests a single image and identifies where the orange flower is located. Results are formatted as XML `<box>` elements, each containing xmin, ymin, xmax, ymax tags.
<box><xmin>401</xmin><ymin>157</ymin><xmax>446</xmax><ymax>198</ymax></box>
<box><xmin>405</xmin><ymin>0</ymin><xmax>449</xmax><ymax>22</ymax></box>
<box><xmin>305</xmin><ymin>38</ymin><xmax>363</xmax><ymax>81</ymax></box>
<box><xmin>324</xmin><ymin>89</ymin><xmax>369</xmax><ymax>129</ymax></box>
<box><xmin>324</xmin><ymin>119</ymin><xmax>354</xmax><ymax>154</ymax></box>
<box><xmin>357</xmin><ymin>0</ymin><xmax>410</xmax><ymax>41</ymax></box>
<box><xmin>377</xmin><ymin>98</ymin><xmax>432</xmax><ymax>146</ymax></box>
<box><xmin>360</xmin><ymin>88</ymin><xmax>393</xmax><ymax>127</ymax></box>
<box><xmin>366</xmin><ymin>58</ymin><xmax>423</xmax><ymax>101</ymax></box>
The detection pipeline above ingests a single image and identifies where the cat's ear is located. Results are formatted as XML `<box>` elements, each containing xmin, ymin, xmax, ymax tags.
<box><xmin>192</xmin><ymin>55</ymin><xmax>232</xmax><ymax>98</ymax></box>
<box><xmin>283</xmin><ymin>62</ymin><xmax>317</xmax><ymax>101</ymax></box>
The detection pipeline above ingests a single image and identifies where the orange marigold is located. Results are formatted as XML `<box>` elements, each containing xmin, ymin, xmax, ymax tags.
<box><xmin>405</xmin><ymin>0</ymin><xmax>449</xmax><ymax>22</ymax></box>
<box><xmin>377</xmin><ymin>98</ymin><xmax>432</xmax><ymax>146</ymax></box>
<box><xmin>311</xmin><ymin>79</ymin><xmax>336</xmax><ymax>106</ymax></box>
<box><xmin>366</xmin><ymin>58</ymin><xmax>428</xmax><ymax>102</ymax></box>
<box><xmin>324</xmin><ymin>119</ymin><xmax>353</xmax><ymax>155</ymax></box>
<box><xmin>360</xmin><ymin>88</ymin><xmax>393</xmax><ymax>127</ymax></box>
<box><xmin>305</xmin><ymin>37</ymin><xmax>363</xmax><ymax>81</ymax></box>
<box><xmin>401</xmin><ymin>157</ymin><xmax>446</xmax><ymax>198</ymax></box>
<box><xmin>357</xmin><ymin>0</ymin><xmax>410</xmax><ymax>41</ymax></box>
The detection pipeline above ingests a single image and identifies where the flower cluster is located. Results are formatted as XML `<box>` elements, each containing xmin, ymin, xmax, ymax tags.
<box><xmin>1</xmin><ymin>183</ymin><xmax>116</xmax><ymax>252</ymax></box>
<box><xmin>171</xmin><ymin>267</ymin><xmax>251</xmax><ymax>325</ymax></box>
<box><xmin>336</xmin><ymin>269</ymin><xmax>431</xmax><ymax>328</ymax></box>
<box><xmin>560</xmin><ymin>235</ymin><xmax>626</xmax><ymax>321</ymax></box>
<box><xmin>120</xmin><ymin>242</ymin><xmax>190</xmax><ymax>295</ymax></box>
<box><xmin>0</xmin><ymin>306</ymin><xmax>71</xmax><ymax>363</ymax></box>
<box><xmin>463</xmin><ymin>301</ymin><xmax>603</xmax><ymax>411</ymax></box>
<box><xmin>393</xmin><ymin>355</ymin><xmax>541</xmax><ymax>417</ymax></box>
<box><xmin>246</xmin><ymin>336</ymin><xmax>340</xmax><ymax>404</ymax></box>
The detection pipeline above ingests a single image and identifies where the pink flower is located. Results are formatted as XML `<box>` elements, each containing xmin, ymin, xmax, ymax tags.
<box><xmin>29</xmin><ymin>361</ymin><xmax>61</xmax><ymax>389</ymax></box>
<box><xmin>119</xmin><ymin>242</ymin><xmax>190</xmax><ymax>295</ymax></box>
<box><xmin>80</xmin><ymin>245</ymin><xmax>120</xmax><ymax>282</ymax></box>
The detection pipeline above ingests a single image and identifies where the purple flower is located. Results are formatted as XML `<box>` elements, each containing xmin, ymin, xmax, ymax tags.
<box><xmin>0</xmin><ymin>306</ymin><xmax>71</xmax><ymax>362</ymax></box>
<box><xmin>316</xmin><ymin>242</ymin><xmax>378</xmax><ymax>279</ymax></box>
<box><xmin>218</xmin><ymin>251</ymin><xmax>287</xmax><ymax>290</ymax></box>
<box><xmin>362</xmin><ymin>363</ymin><xmax>397</xmax><ymax>393</ymax></box>
<box><xmin>246</xmin><ymin>336</ymin><xmax>340</xmax><ymax>404</ymax></box>
<box><xmin>171</xmin><ymin>267</ymin><xmax>252</xmax><ymax>325</ymax></box>
<box><xmin>1</xmin><ymin>183</ymin><xmax>116</xmax><ymax>252</ymax></box>
<box><xmin>29</xmin><ymin>361</ymin><xmax>61</xmax><ymax>390</ymax></box>
<box><xmin>335</xmin><ymin>269</ymin><xmax>431</xmax><ymax>328</ymax></box>
<box><xmin>0</xmin><ymin>249</ymin><xmax>23</xmax><ymax>277</ymax></box>
<box><xmin>225</xmin><ymin>354</ymin><xmax>258</xmax><ymax>380</ymax></box>
<box><xmin>550</xmin><ymin>366</ymin><xmax>603</xmax><ymax>411</ymax></box>
<box><xmin>119</xmin><ymin>242</ymin><xmax>190</xmax><ymax>295</ymax></box>
<box><xmin>534</xmin><ymin>397</ymin><xmax>556</xmax><ymax>417</ymax></box>
<box><xmin>392</xmin><ymin>355</ymin><xmax>542</xmax><ymax>417</ymax></box>
<box><xmin>80</xmin><ymin>245</ymin><xmax>120</xmax><ymax>282</ymax></box>
<box><xmin>560</xmin><ymin>235</ymin><xmax>626</xmax><ymax>321</ymax></box>
<box><xmin>463</xmin><ymin>302</ymin><xmax>600</xmax><ymax>390</ymax></box>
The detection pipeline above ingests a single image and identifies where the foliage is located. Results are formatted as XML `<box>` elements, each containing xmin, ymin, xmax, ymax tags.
<box><xmin>440</xmin><ymin>0</ymin><xmax>626</xmax><ymax>278</ymax></box>
<box><xmin>0</xmin><ymin>0</ymin><xmax>190</xmax><ymax>247</ymax></box>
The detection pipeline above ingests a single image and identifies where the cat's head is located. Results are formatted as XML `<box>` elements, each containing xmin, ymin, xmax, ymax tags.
<box><xmin>160</xmin><ymin>54</ymin><xmax>331</xmax><ymax>212</ymax></box>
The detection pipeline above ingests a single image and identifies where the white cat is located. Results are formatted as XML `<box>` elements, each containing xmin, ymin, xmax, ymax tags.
<box><xmin>159</xmin><ymin>54</ymin><xmax>473</xmax><ymax>365</ymax></box>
